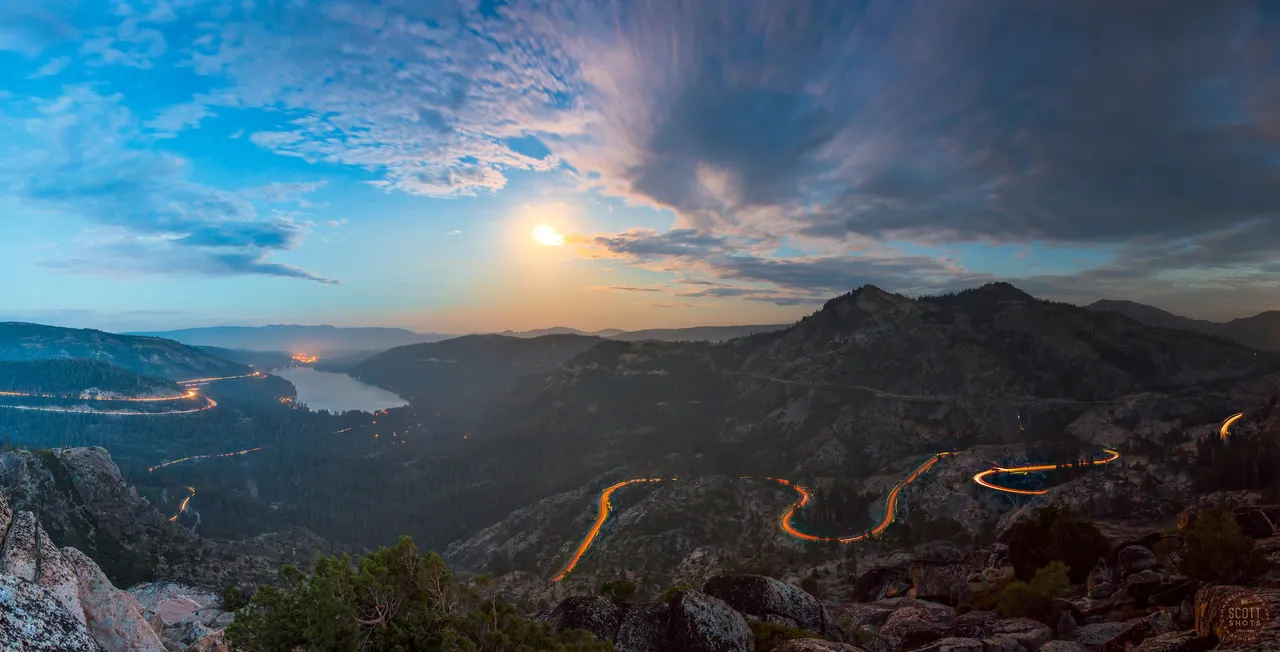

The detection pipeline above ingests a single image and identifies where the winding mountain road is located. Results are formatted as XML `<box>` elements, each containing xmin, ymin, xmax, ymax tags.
<box><xmin>552</xmin><ymin>454</ymin><xmax>952</xmax><ymax>581</ymax></box>
<box><xmin>0</xmin><ymin>370</ymin><xmax>263</xmax><ymax>416</ymax></box>
<box><xmin>1220</xmin><ymin>412</ymin><xmax>1243</xmax><ymax>439</ymax></box>
<box><xmin>972</xmin><ymin>448</ymin><xmax>1121</xmax><ymax>496</ymax></box>
<box><xmin>168</xmin><ymin>486</ymin><xmax>196</xmax><ymax>522</ymax></box>
<box><xmin>0</xmin><ymin>396</ymin><xmax>217</xmax><ymax>416</ymax></box>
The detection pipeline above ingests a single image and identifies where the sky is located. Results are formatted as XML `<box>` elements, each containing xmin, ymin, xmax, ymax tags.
<box><xmin>1</xmin><ymin>0</ymin><xmax>1279</xmax><ymax>333</ymax></box>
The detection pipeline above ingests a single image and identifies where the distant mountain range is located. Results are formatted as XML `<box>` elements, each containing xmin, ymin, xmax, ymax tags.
<box><xmin>0</xmin><ymin>322</ymin><xmax>248</xmax><ymax>381</ymax></box>
<box><xmin>1085</xmin><ymin>300</ymin><xmax>1280</xmax><ymax>351</ymax></box>
<box><xmin>134</xmin><ymin>323</ymin><xmax>792</xmax><ymax>355</ymax></box>
<box><xmin>496</xmin><ymin>324</ymin><xmax>789</xmax><ymax>343</ymax></box>
<box><xmin>129</xmin><ymin>325</ymin><xmax>453</xmax><ymax>355</ymax></box>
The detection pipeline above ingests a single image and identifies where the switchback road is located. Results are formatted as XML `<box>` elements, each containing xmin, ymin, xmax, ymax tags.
<box><xmin>1220</xmin><ymin>412</ymin><xmax>1243</xmax><ymax>439</ymax></box>
<box><xmin>552</xmin><ymin>454</ymin><xmax>951</xmax><ymax>581</ymax></box>
<box><xmin>972</xmin><ymin>448</ymin><xmax>1121</xmax><ymax>496</ymax></box>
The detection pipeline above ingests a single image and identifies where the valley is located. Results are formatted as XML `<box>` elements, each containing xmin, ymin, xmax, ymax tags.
<box><xmin>3</xmin><ymin>283</ymin><xmax>1280</xmax><ymax>651</ymax></box>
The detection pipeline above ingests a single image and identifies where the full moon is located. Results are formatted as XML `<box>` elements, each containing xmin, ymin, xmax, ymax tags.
<box><xmin>532</xmin><ymin>224</ymin><xmax>566</xmax><ymax>246</ymax></box>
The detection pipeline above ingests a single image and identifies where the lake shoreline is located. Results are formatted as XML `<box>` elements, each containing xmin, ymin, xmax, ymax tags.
<box><xmin>271</xmin><ymin>367</ymin><xmax>408</xmax><ymax>414</ymax></box>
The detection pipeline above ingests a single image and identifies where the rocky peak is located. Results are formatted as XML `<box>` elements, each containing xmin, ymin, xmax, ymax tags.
<box><xmin>0</xmin><ymin>485</ymin><xmax>163</xmax><ymax>651</ymax></box>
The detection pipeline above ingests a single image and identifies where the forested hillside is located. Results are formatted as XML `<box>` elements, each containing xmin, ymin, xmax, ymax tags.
<box><xmin>0</xmin><ymin>359</ymin><xmax>180</xmax><ymax>396</ymax></box>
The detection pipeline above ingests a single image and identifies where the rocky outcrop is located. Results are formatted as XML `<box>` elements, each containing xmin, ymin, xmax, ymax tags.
<box><xmin>1100</xmin><ymin>610</ymin><xmax>1176</xmax><ymax>652</ymax></box>
<box><xmin>773</xmin><ymin>640</ymin><xmax>867</xmax><ymax>652</ymax></box>
<box><xmin>703</xmin><ymin>574</ymin><xmax>841</xmax><ymax>639</ymax></box>
<box><xmin>1041</xmin><ymin>642</ymin><xmax>1090</xmax><ymax>652</ymax></box>
<box><xmin>1116</xmin><ymin>545</ymin><xmax>1158</xmax><ymax>576</ymax></box>
<box><xmin>0</xmin><ymin>447</ymin><xmax>335</xmax><ymax>590</ymax></box>
<box><xmin>548</xmin><ymin>595</ymin><xmax>621</xmax><ymax>642</ymax></box>
<box><xmin>2</xmin><ymin>506</ymin><xmax>87</xmax><ymax>627</ymax></box>
<box><xmin>0</xmin><ymin>573</ymin><xmax>102</xmax><ymax>651</ymax></box>
<box><xmin>614</xmin><ymin>601</ymin><xmax>673</xmax><ymax>652</ymax></box>
<box><xmin>913</xmin><ymin>639</ymin><xmax>983</xmax><ymax>652</ymax></box>
<box><xmin>667</xmin><ymin>590</ymin><xmax>755</xmax><ymax>652</ymax></box>
<box><xmin>64</xmin><ymin>547</ymin><xmax>165</xmax><ymax>652</ymax></box>
<box><xmin>0</xmin><ymin>484</ymin><xmax>176</xmax><ymax>652</ymax></box>
<box><xmin>1128</xmin><ymin>630</ymin><xmax>1212</xmax><ymax>652</ymax></box>
<box><xmin>878</xmin><ymin>600</ymin><xmax>954</xmax><ymax>650</ymax></box>
<box><xmin>1194</xmin><ymin>585</ymin><xmax>1280</xmax><ymax>649</ymax></box>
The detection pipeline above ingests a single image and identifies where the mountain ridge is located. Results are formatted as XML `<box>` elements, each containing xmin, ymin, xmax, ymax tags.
<box><xmin>0</xmin><ymin>322</ymin><xmax>248</xmax><ymax>381</ymax></box>
<box><xmin>1085</xmin><ymin>299</ymin><xmax>1280</xmax><ymax>351</ymax></box>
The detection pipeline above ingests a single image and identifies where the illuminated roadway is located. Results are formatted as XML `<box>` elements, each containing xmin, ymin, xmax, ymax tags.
<box><xmin>552</xmin><ymin>477</ymin><xmax>668</xmax><ymax>582</ymax></box>
<box><xmin>972</xmin><ymin>448</ymin><xmax>1121</xmax><ymax>496</ymax></box>
<box><xmin>1220</xmin><ymin>412</ymin><xmax>1243</xmax><ymax>439</ymax></box>
<box><xmin>168</xmin><ymin>486</ymin><xmax>196</xmax><ymax>522</ymax></box>
<box><xmin>0</xmin><ymin>396</ymin><xmax>217</xmax><ymax>416</ymax></box>
<box><xmin>149</xmin><ymin>446</ymin><xmax>270</xmax><ymax>472</ymax></box>
<box><xmin>552</xmin><ymin>454</ymin><xmax>952</xmax><ymax>581</ymax></box>
<box><xmin>0</xmin><ymin>370</ymin><xmax>263</xmax><ymax>415</ymax></box>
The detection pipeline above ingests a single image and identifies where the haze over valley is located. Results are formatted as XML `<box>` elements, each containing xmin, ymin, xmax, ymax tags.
<box><xmin>2</xmin><ymin>2</ymin><xmax>1280</xmax><ymax>651</ymax></box>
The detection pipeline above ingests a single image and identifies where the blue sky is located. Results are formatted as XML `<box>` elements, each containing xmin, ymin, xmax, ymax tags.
<box><xmin>2</xmin><ymin>1</ymin><xmax>1278</xmax><ymax>333</ymax></box>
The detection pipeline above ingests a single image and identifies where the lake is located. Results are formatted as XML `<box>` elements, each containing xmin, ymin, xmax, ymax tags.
<box><xmin>272</xmin><ymin>367</ymin><xmax>408</xmax><ymax>414</ymax></box>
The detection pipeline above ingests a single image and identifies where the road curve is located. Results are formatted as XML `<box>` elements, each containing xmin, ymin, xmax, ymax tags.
<box><xmin>552</xmin><ymin>454</ymin><xmax>951</xmax><ymax>581</ymax></box>
<box><xmin>972</xmin><ymin>448</ymin><xmax>1121</xmax><ymax>496</ymax></box>
<box><xmin>0</xmin><ymin>389</ymin><xmax>199</xmax><ymax>402</ymax></box>
<box><xmin>168</xmin><ymin>486</ymin><xmax>196</xmax><ymax>522</ymax></box>
<box><xmin>551</xmin><ymin>477</ymin><xmax>668</xmax><ymax>582</ymax></box>
<box><xmin>745</xmin><ymin>452</ymin><xmax>952</xmax><ymax>543</ymax></box>
<box><xmin>0</xmin><ymin>396</ymin><xmax>217</xmax><ymax>416</ymax></box>
<box><xmin>1220</xmin><ymin>412</ymin><xmax>1243</xmax><ymax>440</ymax></box>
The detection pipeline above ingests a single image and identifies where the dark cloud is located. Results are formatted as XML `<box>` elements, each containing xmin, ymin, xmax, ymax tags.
<box><xmin>568</xmin><ymin>0</ymin><xmax>1280</xmax><ymax>254</ymax></box>
<box><xmin>587</xmin><ymin>229</ymin><xmax>729</xmax><ymax>259</ymax></box>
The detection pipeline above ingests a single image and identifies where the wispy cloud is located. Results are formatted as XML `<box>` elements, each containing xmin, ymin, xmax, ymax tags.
<box><xmin>3</xmin><ymin>87</ymin><xmax>337</xmax><ymax>284</ymax></box>
<box><xmin>27</xmin><ymin>56</ymin><xmax>70</xmax><ymax>78</ymax></box>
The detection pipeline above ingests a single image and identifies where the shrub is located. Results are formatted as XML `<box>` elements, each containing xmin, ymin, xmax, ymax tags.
<box><xmin>225</xmin><ymin>536</ymin><xmax>615</xmax><ymax>651</ymax></box>
<box><xmin>996</xmin><ymin>581</ymin><xmax>1040</xmax><ymax>618</ymax></box>
<box><xmin>600</xmin><ymin>579</ymin><xmax>636</xmax><ymax>602</ymax></box>
<box><xmin>662</xmin><ymin>582</ymin><xmax>696</xmax><ymax>603</ymax></box>
<box><xmin>749</xmin><ymin>621</ymin><xmax>832</xmax><ymax>652</ymax></box>
<box><xmin>220</xmin><ymin>581</ymin><xmax>247</xmax><ymax>612</ymax></box>
<box><xmin>1029</xmin><ymin>561</ymin><xmax>1070</xmax><ymax>602</ymax></box>
<box><xmin>1004</xmin><ymin>507</ymin><xmax>1109</xmax><ymax>583</ymax></box>
<box><xmin>1179</xmin><ymin>508</ymin><xmax>1268</xmax><ymax>584</ymax></box>
<box><xmin>957</xmin><ymin>575</ymin><xmax>1015</xmax><ymax>614</ymax></box>
<box><xmin>993</xmin><ymin>561</ymin><xmax>1070</xmax><ymax>620</ymax></box>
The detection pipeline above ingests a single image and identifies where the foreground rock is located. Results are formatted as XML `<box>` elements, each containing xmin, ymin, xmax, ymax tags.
<box><xmin>704</xmin><ymin>574</ymin><xmax>842</xmax><ymax>639</ymax></box>
<box><xmin>0</xmin><ymin>484</ymin><xmax>181</xmax><ymax>651</ymax></box>
<box><xmin>1194</xmin><ymin>585</ymin><xmax>1280</xmax><ymax>649</ymax></box>
<box><xmin>668</xmin><ymin>590</ymin><xmax>755</xmax><ymax>652</ymax></box>
<box><xmin>130</xmin><ymin>581</ymin><xmax>233</xmax><ymax>651</ymax></box>
<box><xmin>0</xmin><ymin>447</ymin><xmax>335</xmax><ymax>589</ymax></box>
<box><xmin>0</xmin><ymin>573</ymin><xmax>102</xmax><ymax>651</ymax></box>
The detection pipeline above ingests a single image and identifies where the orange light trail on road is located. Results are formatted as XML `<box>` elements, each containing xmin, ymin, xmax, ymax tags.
<box><xmin>148</xmin><ymin>445</ymin><xmax>269</xmax><ymax>473</ymax></box>
<box><xmin>552</xmin><ymin>477</ymin><xmax>668</xmax><ymax>582</ymax></box>
<box><xmin>554</xmin><ymin>454</ymin><xmax>953</xmax><ymax>581</ymax></box>
<box><xmin>744</xmin><ymin>452</ymin><xmax>951</xmax><ymax>543</ymax></box>
<box><xmin>177</xmin><ymin>371</ymin><xmax>262</xmax><ymax>385</ymax></box>
<box><xmin>0</xmin><ymin>388</ymin><xmax>198</xmax><ymax>402</ymax></box>
<box><xmin>168</xmin><ymin>486</ymin><xmax>195</xmax><ymax>522</ymax></box>
<box><xmin>972</xmin><ymin>448</ymin><xmax>1121</xmax><ymax>495</ymax></box>
<box><xmin>0</xmin><ymin>396</ymin><xmax>216</xmax><ymax>416</ymax></box>
<box><xmin>1220</xmin><ymin>413</ymin><xmax>1243</xmax><ymax>440</ymax></box>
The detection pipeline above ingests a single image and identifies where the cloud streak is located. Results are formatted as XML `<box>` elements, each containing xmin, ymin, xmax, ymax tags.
<box><xmin>3</xmin><ymin>87</ymin><xmax>336</xmax><ymax>284</ymax></box>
